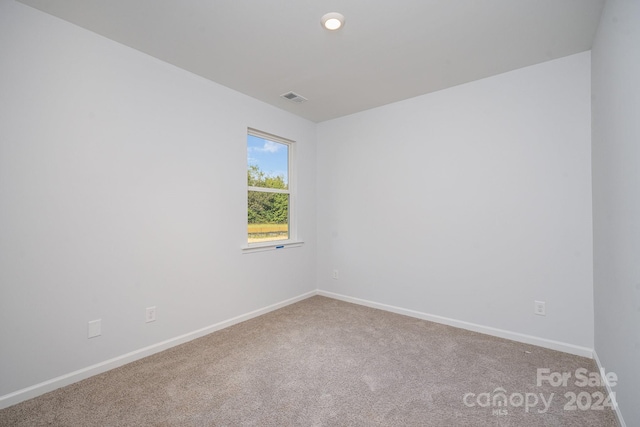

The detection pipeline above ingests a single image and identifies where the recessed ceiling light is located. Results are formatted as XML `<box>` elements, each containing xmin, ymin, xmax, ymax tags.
<box><xmin>321</xmin><ymin>12</ymin><xmax>345</xmax><ymax>31</ymax></box>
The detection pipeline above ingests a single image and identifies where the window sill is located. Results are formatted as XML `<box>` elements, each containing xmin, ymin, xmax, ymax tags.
<box><xmin>242</xmin><ymin>240</ymin><xmax>304</xmax><ymax>254</ymax></box>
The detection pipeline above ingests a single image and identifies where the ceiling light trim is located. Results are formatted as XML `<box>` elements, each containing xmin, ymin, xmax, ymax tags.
<box><xmin>321</xmin><ymin>12</ymin><xmax>345</xmax><ymax>31</ymax></box>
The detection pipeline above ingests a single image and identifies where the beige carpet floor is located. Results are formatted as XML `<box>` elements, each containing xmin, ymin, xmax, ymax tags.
<box><xmin>0</xmin><ymin>296</ymin><xmax>619</xmax><ymax>426</ymax></box>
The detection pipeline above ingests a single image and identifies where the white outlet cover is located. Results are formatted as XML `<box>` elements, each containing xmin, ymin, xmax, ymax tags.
<box><xmin>88</xmin><ymin>319</ymin><xmax>101</xmax><ymax>338</ymax></box>
<box><xmin>146</xmin><ymin>306</ymin><xmax>156</xmax><ymax>323</ymax></box>
<box><xmin>534</xmin><ymin>301</ymin><xmax>546</xmax><ymax>316</ymax></box>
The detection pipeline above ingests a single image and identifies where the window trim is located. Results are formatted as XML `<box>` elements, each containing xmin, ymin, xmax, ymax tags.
<box><xmin>243</xmin><ymin>128</ymin><xmax>303</xmax><ymax>253</ymax></box>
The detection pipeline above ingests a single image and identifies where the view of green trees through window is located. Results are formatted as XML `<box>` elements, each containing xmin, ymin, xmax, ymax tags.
<box><xmin>247</xmin><ymin>132</ymin><xmax>290</xmax><ymax>243</ymax></box>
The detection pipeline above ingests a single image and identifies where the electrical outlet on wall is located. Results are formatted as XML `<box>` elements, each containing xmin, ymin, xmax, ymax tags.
<box><xmin>534</xmin><ymin>301</ymin><xmax>546</xmax><ymax>316</ymax></box>
<box><xmin>146</xmin><ymin>306</ymin><xmax>156</xmax><ymax>323</ymax></box>
<box><xmin>88</xmin><ymin>319</ymin><xmax>101</xmax><ymax>338</ymax></box>
<box><xmin>332</xmin><ymin>270</ymin><xmax>339</xmax><ymax>280</ymax></box>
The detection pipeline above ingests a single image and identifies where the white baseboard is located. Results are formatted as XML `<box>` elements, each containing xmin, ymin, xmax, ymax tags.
<box><xmin>1</xmin><ymin>289</ymin><xmax>600</xmax><ymax>412</ymax></box>
<box><xmin>0</xmin><ymin>290</ymin><xmax>317</xmax><ymax>410</ymax></box>
<box><xmin>317</xmin><ymin>290</ymin><xmax>594</xmax><ymax>358</ymax></box>
<box><xmin>593</xmin><ymin>350</ymin><xmax>626</xmax><ymax>427</ymax></box>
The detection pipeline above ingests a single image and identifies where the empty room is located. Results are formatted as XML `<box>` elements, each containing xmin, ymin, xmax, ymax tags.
<box><xmin>0</xmin><ymin>0</ymin><xmax>638</xmax><ymax>425</ymax></box>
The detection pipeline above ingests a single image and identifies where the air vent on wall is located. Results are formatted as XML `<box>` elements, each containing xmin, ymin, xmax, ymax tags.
<box><xmin>280</xmin><ymin>91</ymin><xmax>308</xmax><ymax>103</ymax></box>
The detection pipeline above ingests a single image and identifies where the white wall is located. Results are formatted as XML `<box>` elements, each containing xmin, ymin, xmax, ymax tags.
<box><xmin>592</xmin><ymin>0</ymin><xmax>640</xmax><ymax>424</ymax></box>
<box><xmin>317</xmin><ymin>52</ymin><xmax>593</xmax><ymax>349</ymax></box>
<box><xmin>0</xmin><ymin>0</ymin><xmax>316</xmax><ymax>399</ymax></box>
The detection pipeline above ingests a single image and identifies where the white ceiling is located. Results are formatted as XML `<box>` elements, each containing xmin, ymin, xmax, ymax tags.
<box><xmin>18</xmin><ymin>0</ymin><xmax>605</xmax><ymax>123</ymax></box>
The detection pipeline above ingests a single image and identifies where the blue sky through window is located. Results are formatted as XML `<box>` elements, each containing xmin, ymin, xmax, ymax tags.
<box><xmin>247</xmin><ymin>134</ymin><xmax>288</xmax><ymax>184</ymax></box>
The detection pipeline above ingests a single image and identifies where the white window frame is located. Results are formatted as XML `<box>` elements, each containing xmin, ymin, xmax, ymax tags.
<box><xmin>243</xmin><ymin>128</ymin><xmax>303</xmax><ymax>253</ymax></box>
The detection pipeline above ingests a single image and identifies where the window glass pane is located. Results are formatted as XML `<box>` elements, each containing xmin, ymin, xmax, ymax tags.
<box><xmin>247</xmin><ymin>191</ymin><xmax>289</xmax><ymax>243</ymax></box>
<box><xmin>247</xmin><ymin>134</ymin><xmax>288</xmax><ymax>190</ymax></box>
